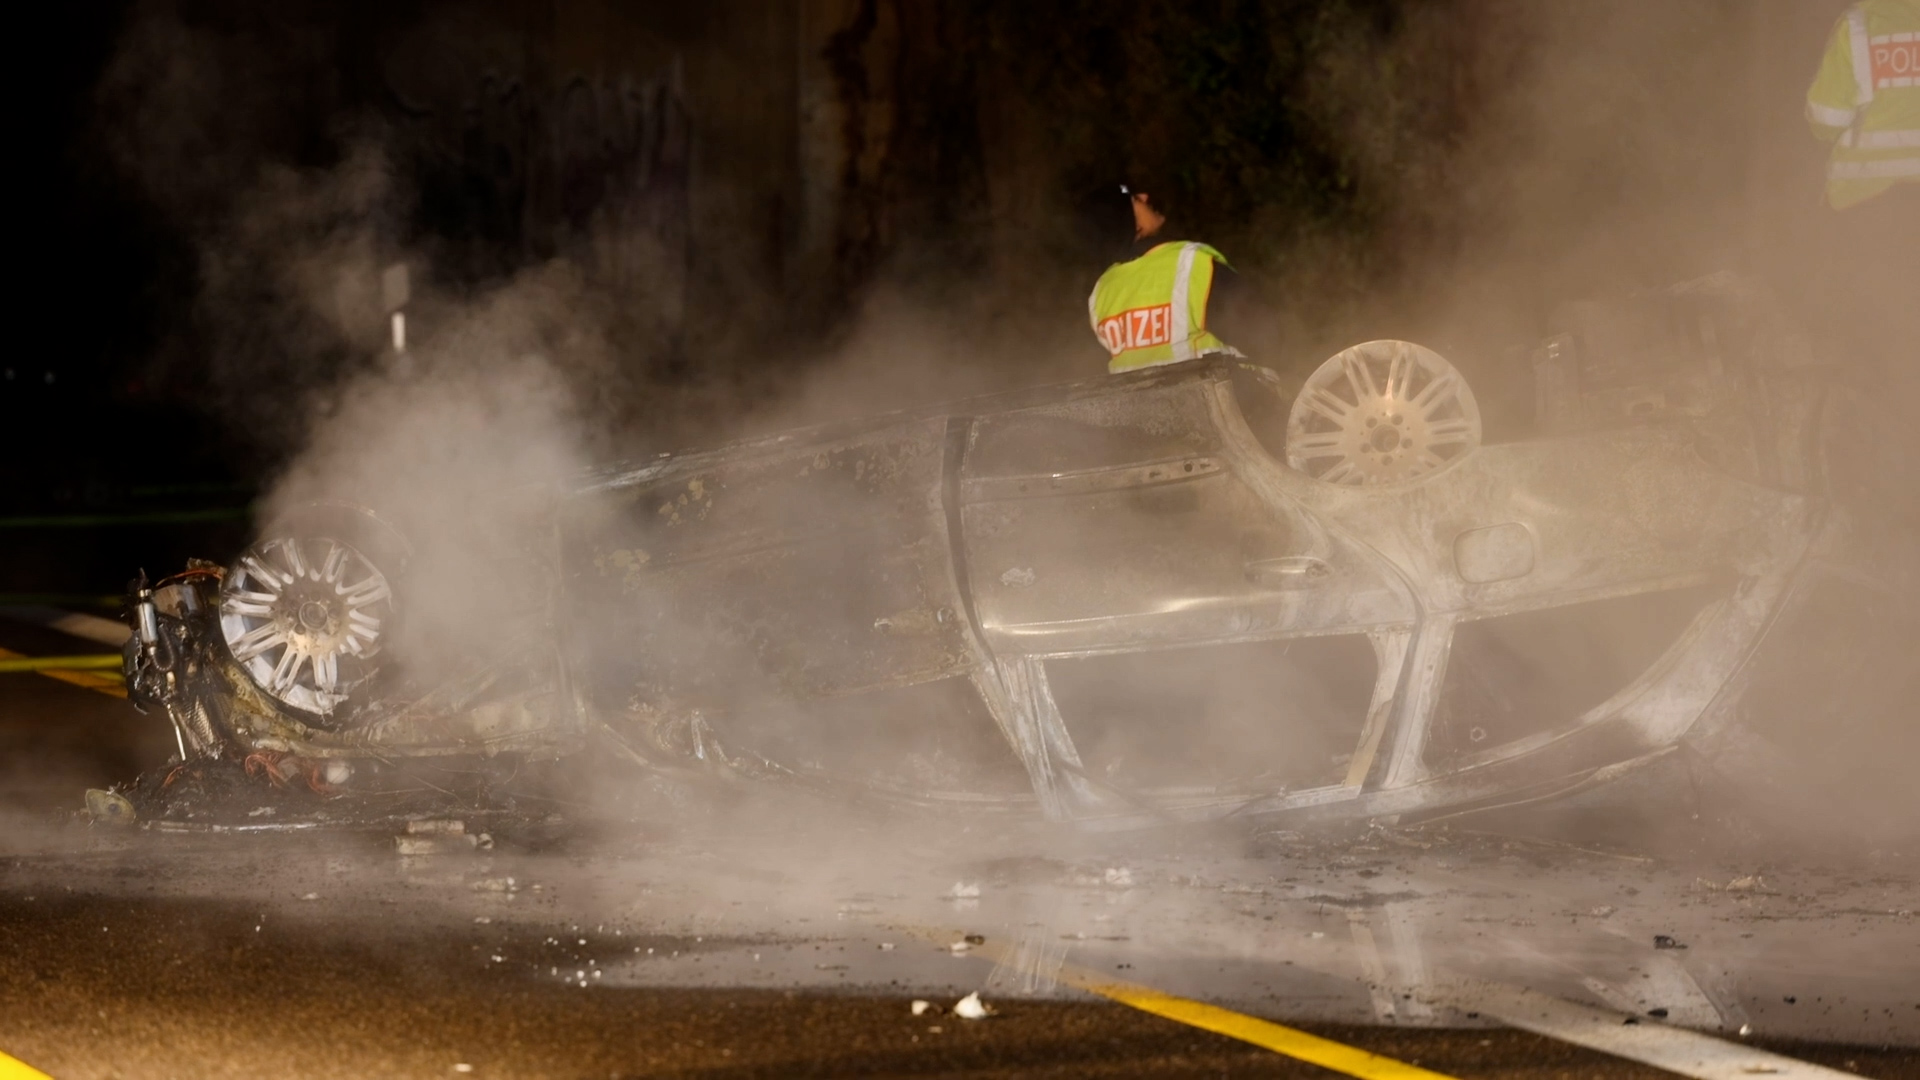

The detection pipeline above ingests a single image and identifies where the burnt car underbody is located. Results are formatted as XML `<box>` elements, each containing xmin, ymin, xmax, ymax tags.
<box><xmin>114</xmin><ymin>275</ymin><xmax>1917</xmax><ymax>832</ymax></box>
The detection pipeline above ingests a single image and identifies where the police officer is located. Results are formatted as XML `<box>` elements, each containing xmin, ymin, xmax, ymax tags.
<box><xmin>1087</xmin><ymin>184</ymin><xmax>1246</xmax><ymax>373</ymax></box>
<box><xmin>1800</xmin><ymin>1</ymin><xmax>1918</xmax><ymax>391</ymax></box>
<box><xmin>1806</xmin><ymin>0</ymin><xmax>1920</xmax><ymax>209</ymax></box>
<box><xmin>1801</xmin><ymin>2</ymin><xmax>1919</xmax><ymax>534</ymax></box>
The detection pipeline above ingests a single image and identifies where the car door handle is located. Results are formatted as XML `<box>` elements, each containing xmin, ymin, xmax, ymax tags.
<box><xmin>1245</xmin><ymin>556</ymin><xmax>1332</xmax><ymax>589</ymax></box>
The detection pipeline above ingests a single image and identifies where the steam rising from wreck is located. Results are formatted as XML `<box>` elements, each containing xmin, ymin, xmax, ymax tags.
<box><xmin>91</xmin><ymin>0</ymin><xmax>1919</xmax><ymax>857</ymax></box>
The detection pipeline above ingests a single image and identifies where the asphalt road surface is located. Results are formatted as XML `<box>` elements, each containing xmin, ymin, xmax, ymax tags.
<box><xmin>2</xmin><ymin>614</ymin><xmax>1916</xmax><ymax>1080</ymax></box>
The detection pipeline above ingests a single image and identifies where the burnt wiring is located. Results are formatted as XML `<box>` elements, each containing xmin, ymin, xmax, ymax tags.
<box><xmin>155</xmin><ymin>567</ymin><xmax>225</xmax><ymax>589</ymax></box>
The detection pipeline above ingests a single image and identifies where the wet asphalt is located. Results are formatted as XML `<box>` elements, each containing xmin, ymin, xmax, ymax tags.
<box><xmin>3</xmin><ymin>617</ymin><xmax>1918</xmax><ymax>1079</ymax></box>
<box><xmin>2</xmin><ymin>887</ymin><xmax>1908</xmax><ymax>1080</ymax></box>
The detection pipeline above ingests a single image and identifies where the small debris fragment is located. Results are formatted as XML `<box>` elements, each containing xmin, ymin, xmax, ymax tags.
<box><xmin>948</xmin><ymin>940</ymin><xmax>972</xmax><ymax>954</ymax></box>
<box><xmin>953</xmin><ymin>992</ymin><xmax>993</xmax><ymax>1020</ymax></box>
<box><xmin>879</xmin><ymin>942</ymin><xmax>895</xmax><ymax>951</ymax></box>
<box><xmin>452</xmin><ymin>1065</ymin><xmax>474</xmax><ymax>1074</ymax></box>
<box><xmin>948</xmin><ymin>882</ymin><xmax>982</xmax><ymax>899</ymax></box>
<box><xmin>1653</xmin><ymin>935</ymin><xmax>1686</xmax><ymax>950</ymax></box>
<box><xmin>1739</xmin><ymin>1023</ymin><xmax>1753</xmax><ymax>1037</ymax></box>
<box><xmin>963</xmin><ymin>933</ymin><xmax>985</xmax><ymax>945</ymax></box>
<box><xmin>298</xmin><ymin>893</ymin><xmax>319</xmax><ymax>902</ymax></box>
<box><xmin>473</xmin><ymin>916</ymin><xmax>491</xmax><ymax>924</ymax></box>
<box><xmin>911</xmin><ymin>1000</ymin><xmax>936</xmax><ymax>1016</ymax></box>
<box><xmin>1588</xmin><ymin>905</ymin><xmax>1615</xmax><ymax>918</ymax></box>
<box><xmin>999</xmin><ymin>567</ymin><xmax>1036</xmax><ymax>587</ymax></box>
<box><xmin>407</xmin><ymin>819</ymin><xmax>466</xmax><ymax>836</ymax></box>
<box><xmin>1104</xmin><ymin>867</ymin><xmax>1135</xmax><ymax>888</ymax></box>
<box><xmin>84</xmin><ymin>789</ymin><xmax>136</xmax><ymax>827</ymax></box>
<box><xmin>471</xmin><ymin>877</ymin><xmax>519</xmax><ymax>893</ymax></box>
<box><xmin>1648</xmin><ymin>1008</ymin><xmax>1669</xmax><ymax>1019</ymax></box>
<box><xmin>396</xmin><ymin>833</ymin><xmax>478</xmax><ymax>856</ymax></box>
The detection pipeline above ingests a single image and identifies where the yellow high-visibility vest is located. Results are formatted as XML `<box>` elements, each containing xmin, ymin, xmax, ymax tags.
<box><xmin>1088</xmin><ymin>241</ymin><xmax>1239</xmax><ymax>373</ymax></box>
<box><xmin>1807</xmin><ymin>0</ymin><xmax>1920</xmax><ymax>209</ymax></box>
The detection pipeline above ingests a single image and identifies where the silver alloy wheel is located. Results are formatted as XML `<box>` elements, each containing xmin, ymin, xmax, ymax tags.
<box><xmin>218</xmin><ymin>536</ymin><xmax>394</xmax><ymax>716</ymax></box>
<box><xmin>1284</xmin><ymin>339</ymin><xmax>1482</xmax><ymax>485</ymax></box>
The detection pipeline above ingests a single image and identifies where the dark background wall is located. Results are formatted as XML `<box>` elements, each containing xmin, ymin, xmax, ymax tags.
<box><xmin>3</xmin><ymin>0</ymin><xmax>1848</xmax><ymax>600</ymax></box>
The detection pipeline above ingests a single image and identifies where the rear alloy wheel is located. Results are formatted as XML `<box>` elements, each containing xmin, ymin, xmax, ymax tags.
<box><xmin>218</xmin><ymin>535</ymin><xmax>395</xmax><ymax>718</ymax></box>
<box><xmin>1285</xmin><ymin>339</ymin><xmax>1482</xmax><ymax>485</ymax></box>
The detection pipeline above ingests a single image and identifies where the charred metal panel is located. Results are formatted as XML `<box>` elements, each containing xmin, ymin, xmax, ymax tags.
<box><xmin>961</xmin><ymin>374</ymin><xmax>1411</xmax><ymax>654</ymax></box>
<box><xmin>560</xmin><ymin>415</ymin><xmax>974</xmax><ymax>719</ymax></box>
<box><xmin>1268</xmin><ymin>425</ymin><xmax>1813</xmax><ymax>618</ymax></box>
<box><xmin>963</xmin><ymin>378</ymin><xmax>1219</xmax><ymax>478</ymax></box>
<box><xmin>977</xmin><ymin>654</ymin><xmax>1114</xmax><ymax>819</ymax></box>
<box><xmin>1453</xmin><ymin>523</ymin><xmax>1534</xmax><ymax>584</ymax></box>
<box><xmin>704</xmin><ymin>674</ymin><xmax>1032</xmax><ymax>797</ymax></box>
<box><xmin>1426</xmin><ymin>583</ymin><xmax>1727</xmax><ymax>769</ymax></box>
<box><xmin>1044</xmin><ymin>635</ymin><xmax>1378</xmax><ymax>795</ymax></box>
<box><xmin>1211</xmin><ymin>375</ymin><xmax>1817</xmax><ymax>795</ymax></box>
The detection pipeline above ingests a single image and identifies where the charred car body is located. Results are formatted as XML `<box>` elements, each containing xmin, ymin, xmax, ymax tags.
<box><xmin>122</xmin><ymin>275</ymin><xmax>1915</xmax><ymax>829</ymax></box>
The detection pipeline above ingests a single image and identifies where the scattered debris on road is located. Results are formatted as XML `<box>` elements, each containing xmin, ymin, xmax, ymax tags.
<box><xmin>84</xmin><ymin>788</ymin><xmax>136</xmax><ymax>826</ymax></box>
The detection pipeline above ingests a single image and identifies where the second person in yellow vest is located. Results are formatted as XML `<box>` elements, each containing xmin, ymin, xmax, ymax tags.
<box><xmin>1806</xmin><ymin>0</ymin><xmax>1920</xmax><ymax>209</ymax></box>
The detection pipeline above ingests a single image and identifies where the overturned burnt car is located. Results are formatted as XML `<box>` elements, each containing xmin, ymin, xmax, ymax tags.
<box><xmin>121</xmin><ymin>275</ymin><xmax>1915</xmax><ymax>829</ymax></box>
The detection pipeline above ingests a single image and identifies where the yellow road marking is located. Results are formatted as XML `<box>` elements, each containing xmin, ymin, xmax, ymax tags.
<box><xmin>0</xmin><ymin>647</ymin><xmax>127</xmax><ymax>699</ymax></box>
<box><xmin>0</xmin><ymin>1049</ymin><xmax>52</xmax><ymax>1080</ymax></box>
<box><xmin>38</xmin><ymin>668</ymin><xmax>127</xmax><ymax>699</ymax></box>
<box><xmin>1085</xmin><ymin>978</ymin><xmax>1459</xmax><ymax>1079</ymax></box>
<box><xmin>0</xmin><ymin>653</ymin><xmax>123</xmax><ymax>672</ymax></box>
<box><xmin>958</xmin><ymin>935</ymin><xmax>1459</xmax><ymax>1080</ymax></box>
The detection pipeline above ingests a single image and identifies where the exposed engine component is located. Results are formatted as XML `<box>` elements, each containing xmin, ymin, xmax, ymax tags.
<box><xmin>219</xmin><ymin>536</ymin><xmax>394</xmax><ymax>716</ymax></box>
<box><xmin>124</xmin><ymin>567</ymin><xmax>226</xmax><ymax>760</ymax></box>
<box><xmin>1285</xmin><ymin>339</ymin><xmax>1482</xmax><ymax>484</ymax></box>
